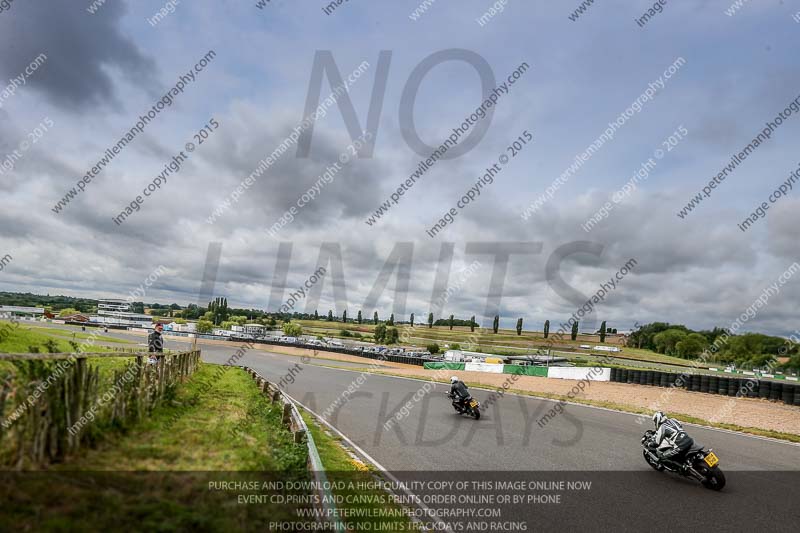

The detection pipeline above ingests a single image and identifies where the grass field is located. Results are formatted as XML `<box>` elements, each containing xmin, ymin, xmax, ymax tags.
<box><xmin>25</xmin><ymin>325</ymin><xmax>136</xmax><ymax>344</ymax></box>
<box><xmin>294</xmin><ymin>319</ymin><xmax>695</xmax><ymax>367</ymax></box>
<box><xmin>0</xmin><ymin>321</ymin><xmax>128</xmax><ymax>375</ymax></box>
<box><xmin>0</xmin><ymin>364</ymin><xmax>311</xmax><ymax>531</ymax></box>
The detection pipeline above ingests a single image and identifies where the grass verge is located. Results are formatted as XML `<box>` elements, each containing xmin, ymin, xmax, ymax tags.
<box><xmin>0</xmin><ymin>364</ymin><xmax>311</xmax><ymax>531</ymax></box>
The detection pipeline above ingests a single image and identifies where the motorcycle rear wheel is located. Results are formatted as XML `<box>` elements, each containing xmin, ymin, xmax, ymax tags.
<box><xmin>471</xmin><ymin>408</ymin><xmax>480</xmax><ymax>420</ymax></box>
<box><xmin>700</xmin><ymin>466</ymin><xmax>726</xmax><ymax>491</ymax></box>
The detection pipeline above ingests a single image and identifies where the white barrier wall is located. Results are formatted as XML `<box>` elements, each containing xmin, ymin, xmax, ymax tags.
<box><xmin>464</xmin><ymin>362</ymin><xmax>505</xmax><ymax>373</ymax></box>
<box><xmin>547</xmin><ymin>367</ymin><xmax>611</xmax><ymax>381</ymax></box>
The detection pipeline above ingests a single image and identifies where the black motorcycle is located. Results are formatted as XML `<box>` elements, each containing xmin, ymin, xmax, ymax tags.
<box><xmin>641</xmin><ymin>430</ymin><xmax>726</xmax><ymax>491</ymax></box>
<box><xmin>447</xmin><ymin>393</ymin><xmax>480</xmax><ymax>420</ymax></box>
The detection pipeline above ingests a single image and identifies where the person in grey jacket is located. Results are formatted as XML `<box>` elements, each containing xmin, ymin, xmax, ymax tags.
<box><xmin>148</xmin><ymin>323</ymin><xmax>164</xmax><ymax>363</ymax></box>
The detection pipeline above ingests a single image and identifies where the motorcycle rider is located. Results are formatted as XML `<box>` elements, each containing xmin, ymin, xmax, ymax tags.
<box><xmin>650</xmin><ymin>411</ymin><xmax>694</xmax><ymax>466</ymax></box>
<box><xmin>448</xmin><ymin>376</ymin><xmax>472</xmax><ymax>410</ymax></box>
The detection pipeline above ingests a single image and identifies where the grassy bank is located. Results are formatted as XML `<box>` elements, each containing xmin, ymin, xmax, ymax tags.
<box><xmin>1</xmin><ymin>364</ymin><xmax>311</xmax><ymax>531</ymax></box>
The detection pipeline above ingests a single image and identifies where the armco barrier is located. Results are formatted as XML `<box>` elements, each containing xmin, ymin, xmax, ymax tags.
<box><xmin>239</xmin><ymin>366</ymin><xmax>345</xmax><ymax>531</ymax></box>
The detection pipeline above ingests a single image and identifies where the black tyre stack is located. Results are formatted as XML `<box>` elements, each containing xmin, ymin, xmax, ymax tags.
<box><xmin>781</xmin><ymin>383</ymin><xmax>794</xmax><ymax>405</ymax></box>
<box><xmin>708</xmin><ymin>375</ymin><xmax>718</xmax><ymax>394</ymax></box>
<box><xmin>727</xmin><ymin>378</ymin><xmax>739</xmax><ymax>397</ymax></box>
<box><xmin>627</xmin><ymin>369</ymin><xmax>636</xmax><ymax>384</ymax></box>
<box><xmin>745</xmin><ymin>379</ymin><xmax>759</xmax><ymax>398</ymax></box>
<box><xmin>759</xmin><ymin>380</ymin><xmax>771</xmax><ymax>399</ymax></box>
<box><xmin>769</xmin><ymin>382</ymin><xmax>782</xmax><ymax>401</ymax></box>
<box><xmin>700</xmin><ymin>374</ymin><xmax>710</xmax><ymax>393</ymax></box>
<box><xmin>793</xmin><ymin>385</ymin><xmax>800</xmax><ymax>406</ymax></box>
<box><xmin>717</xmin><ymin>377</ymin><xmax>729</xmax><ymax>395</ymax></box>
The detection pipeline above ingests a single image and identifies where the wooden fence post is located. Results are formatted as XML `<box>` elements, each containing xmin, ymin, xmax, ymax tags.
<box><xmin>282</xmin><ymin>403</ymin><xmax>292</xmax><ymax>426</ymax></box>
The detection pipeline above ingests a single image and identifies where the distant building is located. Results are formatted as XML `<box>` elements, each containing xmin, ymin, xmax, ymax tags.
<box><xmin>243</xmin><ymin>323</ymin><xmax>267</xmax><ymax>336</ymax></box>
<box><xmin>92</xmin><ymin>298</ymin><xmax>152</xmax><ymax>327</ymax></box>
<box><xmin>0</xmin><ymin>305</ymin><xmax>45</xmax><ymax>319</ymax></box>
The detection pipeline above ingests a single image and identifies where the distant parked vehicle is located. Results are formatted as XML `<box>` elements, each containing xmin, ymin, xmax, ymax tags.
<box><xmin>593</xmin><ymin>345</ymin><xmax>621</xmax><ymax>352</ymax></box>
<box><xmin>443</xmin><ymin>350</ymin><xmax>465</xmax><ymax>362</ymax></box>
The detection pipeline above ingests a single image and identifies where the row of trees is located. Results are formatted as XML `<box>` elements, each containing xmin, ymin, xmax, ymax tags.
<box><xmin>628</xmin><ymin>322</ymin><xmax>800</xmax><ymax>369</ymax></box>
<box><xmin>307</xmin><ymin>310</ymin><xmax>619</xmax><ymax>343</ymax></box>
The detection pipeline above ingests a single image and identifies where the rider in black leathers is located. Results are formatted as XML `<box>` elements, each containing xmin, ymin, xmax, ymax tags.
<box><xmin>650</xmin><ymin>411</ymin><xmax>694</xmax><ymax>465</ymax></box>
<box><xmin>449</xmin><ymin>376</ymin><xmax>472</xmax><ymax>410</ymax></box>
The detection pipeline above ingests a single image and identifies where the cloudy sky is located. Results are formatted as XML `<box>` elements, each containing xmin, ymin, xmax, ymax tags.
<box><xmin>1</xmin><ymin>0</ymin><xmax>799</xmax><ymax>335</ymax></box>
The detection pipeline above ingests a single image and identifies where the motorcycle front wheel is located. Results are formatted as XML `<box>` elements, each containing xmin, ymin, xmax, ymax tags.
<box><xmin>642</xmin><ymin>449</ymin><xmax>664</xmax><ymax>472</ymax></box>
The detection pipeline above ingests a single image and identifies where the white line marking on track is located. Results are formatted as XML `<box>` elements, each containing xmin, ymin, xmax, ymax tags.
<box><xmin>280</xmin><ymin>389</ymin><xmax>454</xmax><ymax>533</ymax></box>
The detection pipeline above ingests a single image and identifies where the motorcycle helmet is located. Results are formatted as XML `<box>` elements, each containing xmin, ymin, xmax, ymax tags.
<box><xmin>652</xmin><ymin>411</ymin><xmax>666</xmax><ymax>429</ymax></box>
<box><xmin>450</xmin><ymin>376</ymin><xmax>459</xmax><ymax>384</ymax></box>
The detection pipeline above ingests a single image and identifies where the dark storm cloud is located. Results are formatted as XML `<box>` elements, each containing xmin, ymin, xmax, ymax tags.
<box><xmin>194</xmin><ymin>105</ymin><xmax>386</xmax><ymax>228</ymax></box>
<box><xmin>0</xmin><ymin>1</ymin><xmax>155</xmax><ymax>110</ymax></box>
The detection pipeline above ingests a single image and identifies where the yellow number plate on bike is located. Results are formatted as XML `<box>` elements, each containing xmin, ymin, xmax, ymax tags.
<box><xmin>704</xmin><ymin>452</ymin><xmax>719</xmax><ymax>467</ymax></box>
<box><xmin>469</xmin><ymin>400</ymin><xmax>478</xmax><ymax>408</ymax></box>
